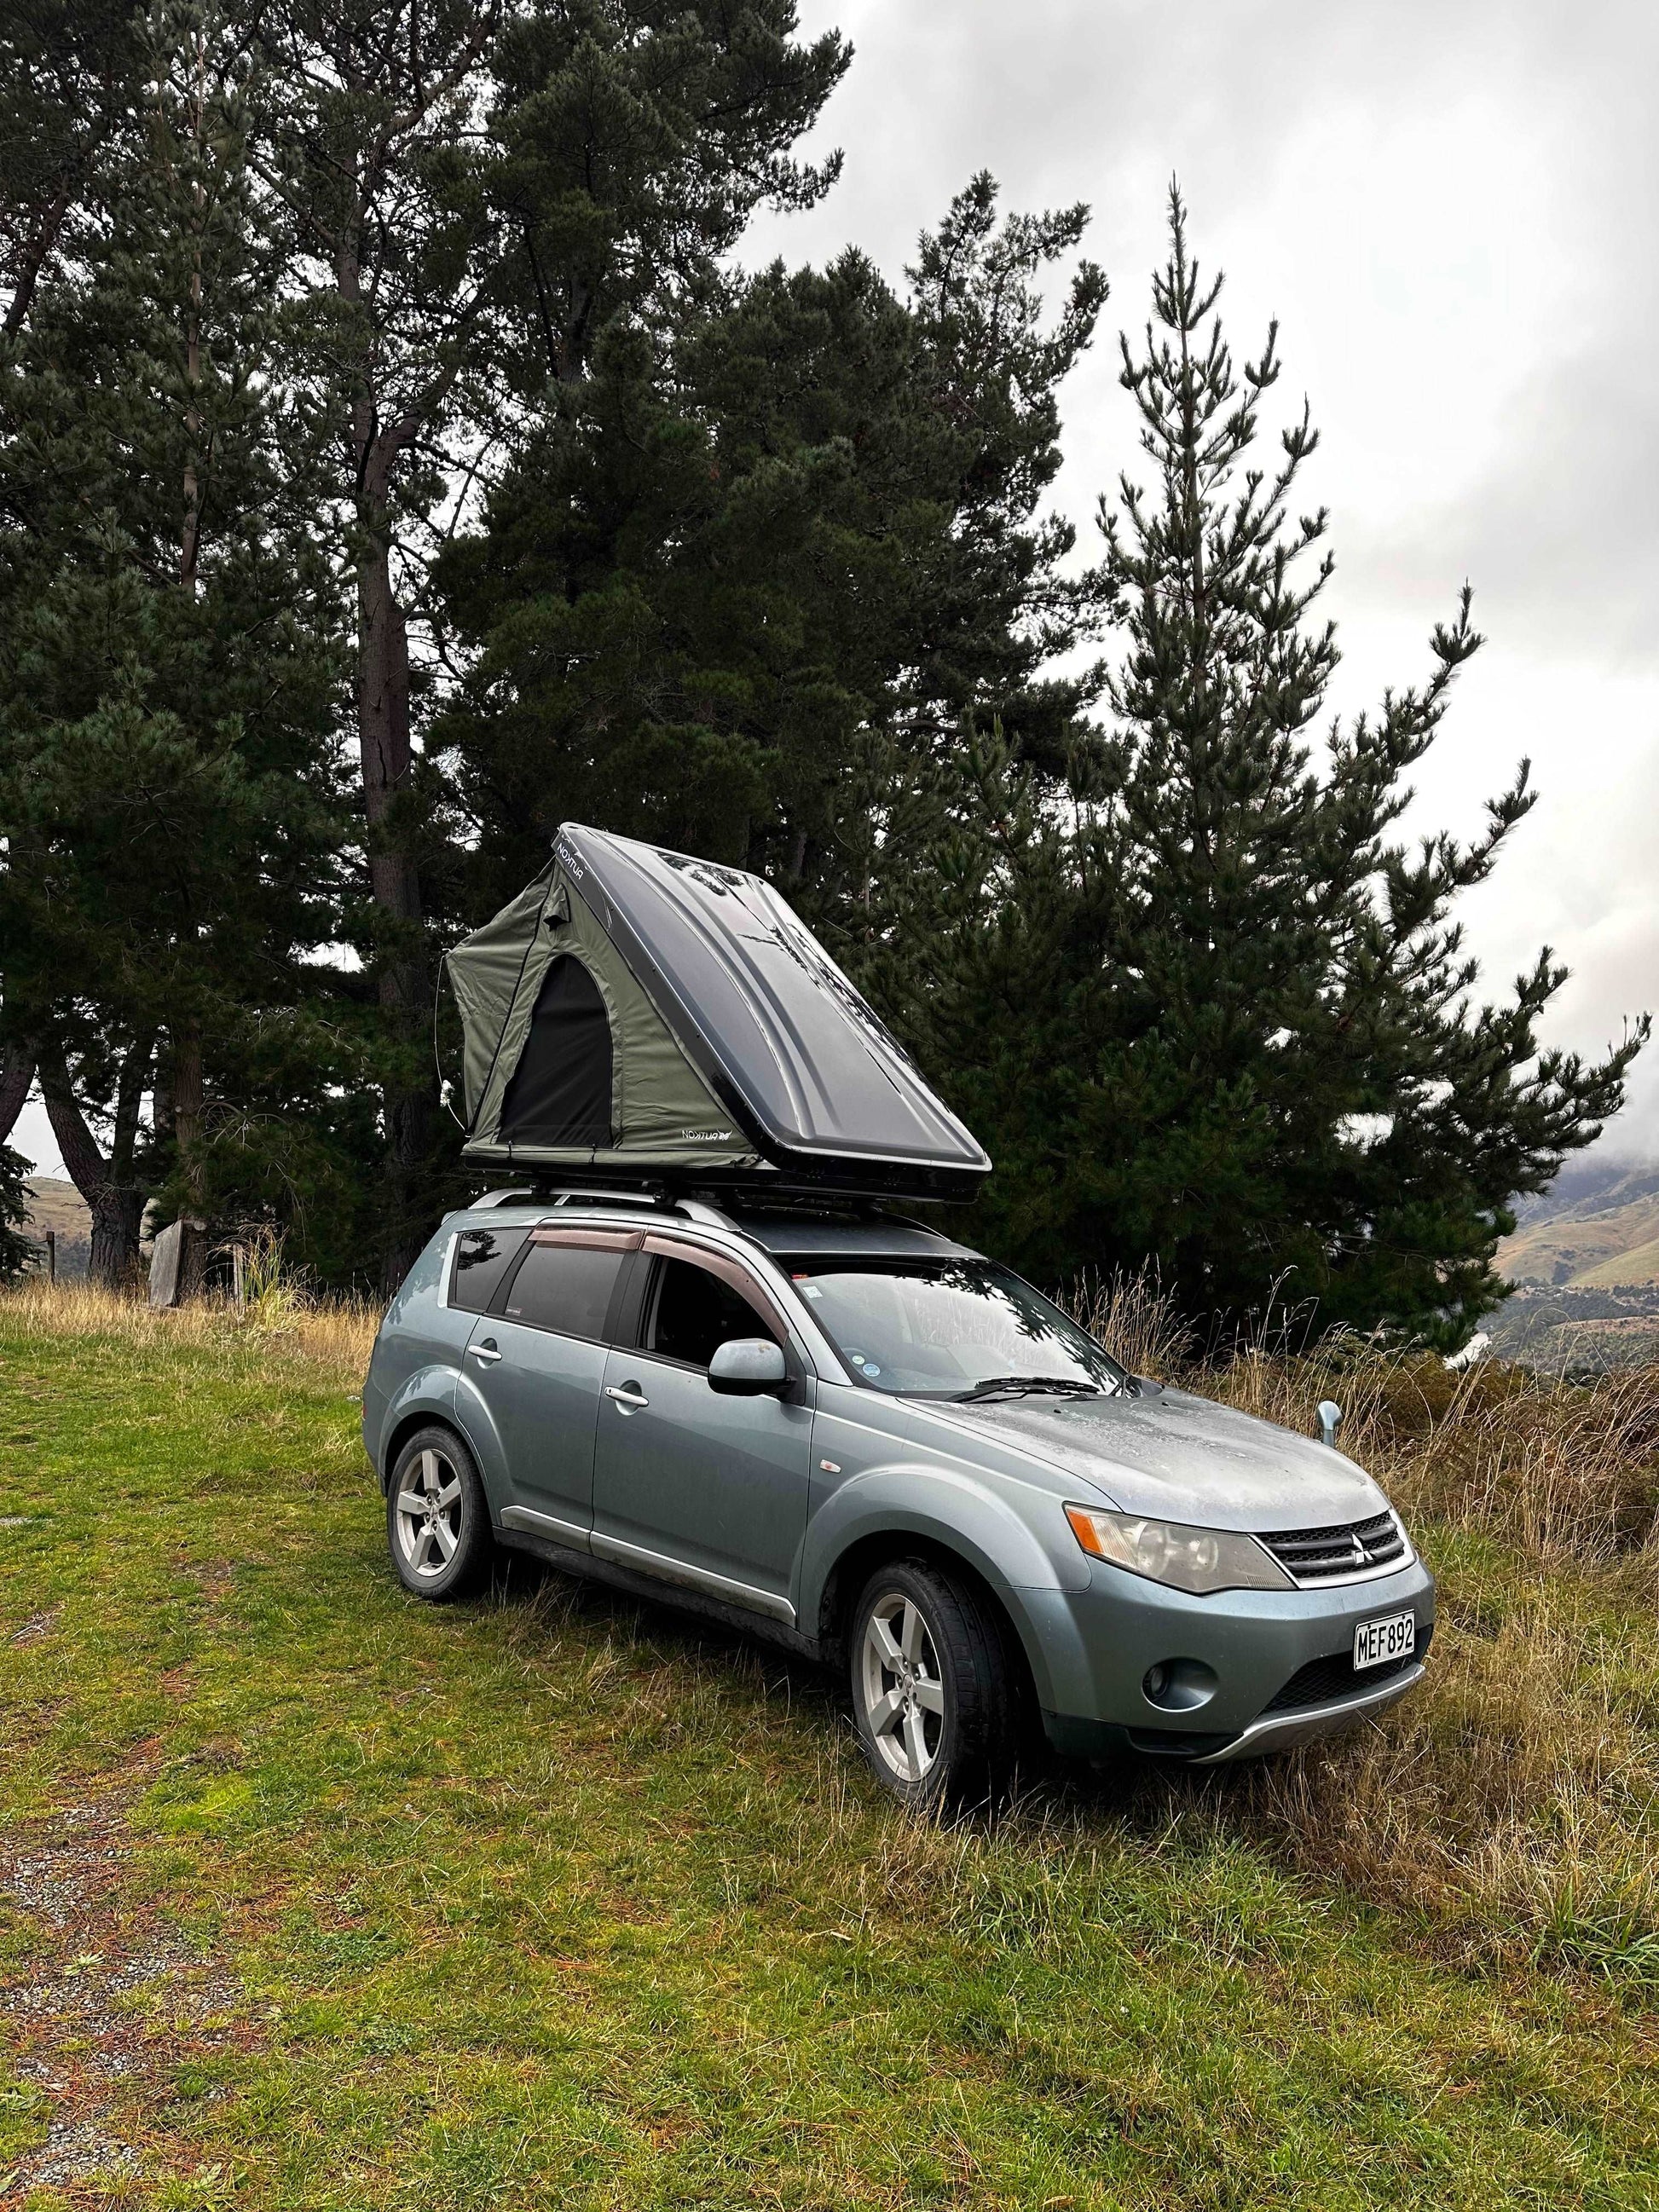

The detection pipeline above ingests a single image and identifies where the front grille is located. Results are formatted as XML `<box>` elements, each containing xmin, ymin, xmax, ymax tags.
<box><xmin>1258</xmin><ymin>1509</ymin><xmax>1407</xmax><ymax>1585</ymax></box>
<box><xmin>1260</xmin><ymin>1624</ymin><xmax>1432</xmax><ymax>1715</ymax></box>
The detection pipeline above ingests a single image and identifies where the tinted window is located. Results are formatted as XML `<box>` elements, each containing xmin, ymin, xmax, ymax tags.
<box><xmin>449</xmin><ymin>1227</ymin><xmax>528</xmax><ymax>1314</ymax></box>
<box><xmin>647</xmin><ymin>1257</ymin><xmax>777</xmax><ymax>1369</ymax></box>
<box><xmin>501</xmin><ymin>1244</ymin><xmax>626</xmax><ymax>1340</ymax></box>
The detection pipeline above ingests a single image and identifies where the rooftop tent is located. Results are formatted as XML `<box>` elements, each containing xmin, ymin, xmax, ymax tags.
<box><xmin>445</xmin><ymin>823</ymin><xmax>992</xmax><ymax>1201</ymax></box>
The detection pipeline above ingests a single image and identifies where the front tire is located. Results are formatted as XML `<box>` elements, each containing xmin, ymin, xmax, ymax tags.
<box><xmin>386</xmin><ymin>1426</ymin><xmax>493</xmax><ymax>1600</ymax></box>
<box><xmin>849</xmin><ymin>1558</ymin><xmax>1025</xmax><ymax>1811</ymax></box>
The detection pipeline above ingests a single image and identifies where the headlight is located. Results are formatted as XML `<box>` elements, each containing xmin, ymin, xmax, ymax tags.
<box><xmin>1063</xmin><ymin>1505</ymin><xmax>1293</xmax><ymax>1594</ymax></box>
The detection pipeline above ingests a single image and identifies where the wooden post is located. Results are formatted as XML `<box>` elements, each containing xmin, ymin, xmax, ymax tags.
<box><xmin>44</xmin><ymin>1228</ymin><xmax>55</xmax><ymax>1285</ymax></box>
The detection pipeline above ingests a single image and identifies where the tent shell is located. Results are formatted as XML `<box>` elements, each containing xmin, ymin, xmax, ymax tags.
<box><xmin>445</xmin><ymin>824</ymin><xmax>991</xmax><ymax>1202</ymax></box>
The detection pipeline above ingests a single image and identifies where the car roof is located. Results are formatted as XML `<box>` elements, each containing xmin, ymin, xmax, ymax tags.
<box><xmin>729</xmin><ymin>1212</ymin><xmax>981</xmax><ymax>1262</ymax></box>
<box><xmin>449</xmin><ymin>1190</ymin><xmax>982</xmax><ymax>1264</ymax></box>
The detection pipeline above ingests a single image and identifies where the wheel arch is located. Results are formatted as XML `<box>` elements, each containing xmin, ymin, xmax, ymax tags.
<box><xmin>379</xmin><ymin>1395</ymin><xmax>466</xmax><ymax>1493</ymax></box>
<box><xmin>814</xmin><ymin>1526</ymin><xmax>1054</xmax><ymax>1717</ymax></box>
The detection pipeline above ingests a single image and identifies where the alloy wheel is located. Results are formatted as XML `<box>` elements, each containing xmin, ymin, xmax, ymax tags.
<box><xmin>859</xmin><ymin>1591</ymin><xmax>946</xmax><ymax>1782</ymax></box>
<box><xmin>393</xmin><ymin>1446</ymin><xmax>465</xmax><ymax>1580</ymax></box>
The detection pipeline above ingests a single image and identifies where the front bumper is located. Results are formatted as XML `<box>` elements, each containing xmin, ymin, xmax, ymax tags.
<box><xmin>1021</xmin><ymin>1551</ymin><xmax>1435</xmax><ymax>1764</ymax></box>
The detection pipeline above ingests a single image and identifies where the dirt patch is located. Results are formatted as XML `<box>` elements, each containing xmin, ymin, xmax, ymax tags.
<box><xmin>8</xmin><ymin>1608</ymin><xmax>58</xmax><ymax>1647</ymax></box>
<box><xmin>0</xmin><ymin>1794</ymin><xmax>257</xmax><ymax>2201</ymax></box>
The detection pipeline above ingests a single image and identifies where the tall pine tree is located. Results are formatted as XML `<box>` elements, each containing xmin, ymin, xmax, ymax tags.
<box><xmin>252</xmin><ymin>0</ymin><xmax>848</xmax><ymax>1280</ymax></box>
<box><xmin>0</xmin><ymin>1</ymin><xmax>351</xmax><ymax>1286</ymax></box>
<box><xmin>436</xmin><ymin>173</ymin><xmax>1107</xmax><ymax>944</ymax></box>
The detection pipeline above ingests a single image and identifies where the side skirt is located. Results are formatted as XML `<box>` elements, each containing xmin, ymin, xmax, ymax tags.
<box><xmin>494</xmin><ymin>1525</ymin><xmax>827</xmax><ymax>1667</ymax></box>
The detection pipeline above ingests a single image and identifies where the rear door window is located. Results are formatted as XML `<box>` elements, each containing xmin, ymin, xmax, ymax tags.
<box><xmin>501</xmin><ymin>1243</ymin><xmax>627</xmax><ymax>1342</ymax></box>
<box><xmin>449</xmin><ymin>1227</ymin><xmax>528</xmax><ymax>1314</ymax></box>
<box><xmin>645</xmin><ymin>1256</ymin><xmax>778</xmax><ymax>1370</ymax></box>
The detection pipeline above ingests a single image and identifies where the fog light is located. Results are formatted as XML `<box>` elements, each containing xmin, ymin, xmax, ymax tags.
<box><xmin>1142</xmin><ymin>1658</ymin><xmax>1218</xmax><ymax>1712</ymax></box>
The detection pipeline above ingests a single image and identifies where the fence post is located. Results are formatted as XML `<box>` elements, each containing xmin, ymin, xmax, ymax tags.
<box><xmin>45</xmin><ymin>1228</ymin><xmax>55</xmax><ymax>1285</ymax></box>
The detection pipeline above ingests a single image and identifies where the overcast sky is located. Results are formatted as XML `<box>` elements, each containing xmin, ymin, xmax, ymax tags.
<box><xmin>13</xmin><ymin>0</ymin><xmax>1656</xmax><ymax>1181</ymax></box>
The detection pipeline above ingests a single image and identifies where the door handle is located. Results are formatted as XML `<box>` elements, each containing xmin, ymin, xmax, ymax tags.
<box><xmin>470</xmin><ymin>1340</ymin><xmax>502</xmax><ymax>1366</ymax></box>
<box><xmin>605</xmin><ymin>1382</ymin><xmax>649</xmax><ymax>1411</ymax></box>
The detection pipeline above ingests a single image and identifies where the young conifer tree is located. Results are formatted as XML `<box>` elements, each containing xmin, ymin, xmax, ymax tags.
<box><xmin>894</xmin><ymin>188</ymin><xmax>1647</xmax><ymax>1342</ymax></box>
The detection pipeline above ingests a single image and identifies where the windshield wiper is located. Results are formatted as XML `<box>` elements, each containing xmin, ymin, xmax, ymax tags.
<box><xmin>957</xmin><ymin>1375</ymin><xmax>1106</xmax><ymax>1404</ymax></box>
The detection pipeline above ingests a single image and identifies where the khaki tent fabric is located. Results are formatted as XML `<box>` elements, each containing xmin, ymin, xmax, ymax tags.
<box><xmin>446</xmin><ymin>857</ymin><xmax>758</xmax><ymax>1172</ymax></box>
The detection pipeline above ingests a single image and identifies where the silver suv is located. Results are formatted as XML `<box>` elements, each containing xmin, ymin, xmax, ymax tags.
<box><xmin>363</xmin><ymin>1192</ymin><xmax>1433</xmax><ymax>1805</ymax></box>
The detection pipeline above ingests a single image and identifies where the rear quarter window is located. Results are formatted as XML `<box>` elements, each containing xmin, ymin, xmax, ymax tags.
<box><xmin>448</xmin><ymin>1227</ymin><xmax>528</xmax><ymax>1313</ymax></box>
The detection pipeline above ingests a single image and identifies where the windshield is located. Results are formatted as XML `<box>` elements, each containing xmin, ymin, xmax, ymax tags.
<box><xmin>781</xmin><ymin>1257</ymin><xmax>1129</xmax><ymax>1399</ymax></box>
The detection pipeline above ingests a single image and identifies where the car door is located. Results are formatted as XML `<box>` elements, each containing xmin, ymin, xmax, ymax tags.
<box><xmin>462</xmin><ymin>1226</ymin><xmax>640</xmax><ymax>1548</ymax></box>
<box><xmin>591</xmin><ymin>1236</ymin><xmax>814</xmax><ymax>1620</ymax></box>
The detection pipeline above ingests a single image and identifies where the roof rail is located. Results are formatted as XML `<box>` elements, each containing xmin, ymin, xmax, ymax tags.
<box><xmin>471</xmin><ymin>1184</ymin><xmax>673</xmax><ymax>1211</ymax></box>
<box><xmin>544</xmin><ymin>1187</ymin><xmax>673</xmax><ymax>1211</ymax></box>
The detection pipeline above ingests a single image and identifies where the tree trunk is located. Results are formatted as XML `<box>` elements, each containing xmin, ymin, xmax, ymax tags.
<box><xmin>0</xmin><ymin>1044</ymin><xmax>35</xmax><ymax>1145</ymax></box>
<box><xmin>39</xmin><ymin>1037</ymin><xmax>153</xmax><ymax>1291</ymax></box>
<box><xmin>171</xmin><ymin>1020</ymin><xmax>210</xmax><ymax>1298</ymax></box>
<box><xmin>357</xmin><ymin>516</ymin><xmax>435</xmax><ymax>1291</ymax></box>
<box><xmin>88</xmin><ymin>1184</ymin><xmax>147</xmax><ymax>1287</ymax></box>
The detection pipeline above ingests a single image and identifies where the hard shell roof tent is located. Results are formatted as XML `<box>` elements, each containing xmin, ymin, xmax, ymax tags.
<box><xmin>445</xmin><ymin>823</ymin><xmax>991</xmax><ymax>1204</ymax></box>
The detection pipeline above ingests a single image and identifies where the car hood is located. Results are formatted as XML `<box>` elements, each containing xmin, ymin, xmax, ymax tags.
<box><xmin>926</xmin><ymin>1383</ymin><xmax>1389</xmax><ymax>1533</ymax></box>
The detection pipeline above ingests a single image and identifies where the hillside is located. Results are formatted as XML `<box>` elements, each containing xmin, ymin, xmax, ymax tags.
<box><xmin>1497</xmin><ymin>1159</ymin><xmax>1659</xmax><ymax>1287</ymax></box>
<box><xmin>1</xmin><ymin>1284</ymin><xmax>1656</xmax><ymax>2204</ymax></box>
<box><xmin>18</xmin><ymin>1176</ymin><xmax>91</xmax><ymax>1279</ymax></box>
<box><xmin>1490</xmin><ymin>1158</ymin><xmax>1659</xmax><ymax>1370</ymax></box>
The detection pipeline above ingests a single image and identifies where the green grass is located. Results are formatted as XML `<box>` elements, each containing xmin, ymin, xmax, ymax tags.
<box><xmin>3</xmin><ymin>1302</ymin><xmax>1658</xmax><ymax>2209</ymax></box>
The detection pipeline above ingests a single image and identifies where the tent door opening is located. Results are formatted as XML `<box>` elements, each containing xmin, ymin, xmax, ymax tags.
<box><xmin>499</xmin><ymin>954</ymin><xmax>614</xmax><ymax>1147</ymax></box>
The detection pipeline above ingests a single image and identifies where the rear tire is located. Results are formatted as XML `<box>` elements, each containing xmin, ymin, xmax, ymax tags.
<box><xmin>386</xmin><ymin>1425</ymin><xmax>493</xmax><ymax>1601</ymax></box>
<box><xmin>849</xmin><ymin>1557</ymin><xmax>1026</xmax><ymax>1811</ymax></box>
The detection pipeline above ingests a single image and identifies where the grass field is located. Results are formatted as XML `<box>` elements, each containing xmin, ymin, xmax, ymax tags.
<box><xmin>3</xmin><ymin>1282</ymin><xmax>1658</xmax><ymax>2209</ymax></box>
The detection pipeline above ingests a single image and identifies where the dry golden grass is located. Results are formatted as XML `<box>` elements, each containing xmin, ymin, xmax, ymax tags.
<box><xmin>0</xmin><ymin>1274</ymin><xmax>380</xmax><ymax>1383</ymax></box>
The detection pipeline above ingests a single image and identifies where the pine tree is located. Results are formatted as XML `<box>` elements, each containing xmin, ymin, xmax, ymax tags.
<box><xmin>436</xmin><ymin>173</ymin><xmax>1107</xmax><ymax>943</ymax></box>
<box><xmin>252</xmin><ymin>0</ymin><xmax>847</xmax><ymax>1279</ymax></box>
<box><xmin>0</xmin><ymin>1</ymin><xmax>352</xmax><ymax>1288</ymax></box>
<box><xmin>0</xmin><ymin>1142</ymin><xmax>35</xmax><ymax>1281</ymax></box>
<box><xmin>0</xmin><ymin>0</ymin><xmax>146</xmax><ymax>335</ymax></box>
<box><xmin>893</xmin><ymin>189</ymin><xmax>1648</xmax><ymax>1343</ymax></box>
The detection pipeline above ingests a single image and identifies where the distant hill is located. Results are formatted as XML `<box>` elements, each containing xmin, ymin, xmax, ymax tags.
<box><xmin>1490</xmin><ymin>1156</ymin><xmax>1659</xmax><ymax>1372</ymax></box>
<box><xmin>19</xmin><ymin>1177</ymin><xmax>91</xmax><ymax>1279</ymax></box>
<box><xmin>1496</xmin><ymin>1161</ymin><xmax>1659</xmax><ymax>1288</ymax></box>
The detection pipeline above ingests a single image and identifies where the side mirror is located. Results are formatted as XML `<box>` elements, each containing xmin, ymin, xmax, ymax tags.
<box><xmin>709</xmin><ymin>1337</ymin><xmax>788</xmax><ymax>1395</ymax></box>
<box><xmin>1316</xmin><ymin>1399</ymin><xmax>1343</xmax><ymax>1448</ymax></box>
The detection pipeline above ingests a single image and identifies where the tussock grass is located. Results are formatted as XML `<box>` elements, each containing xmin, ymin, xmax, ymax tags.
<box><xmin>1084</xmin><ymin>1293</ymin><xmax>1659</xmax><ymax>1974</ymax></box>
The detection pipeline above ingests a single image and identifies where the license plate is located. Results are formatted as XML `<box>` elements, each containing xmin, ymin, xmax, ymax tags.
<box><xmin>1353</xmin><ymin>1611</ymin><xmax>1415</xmax><ymax>1670</ymax></box>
